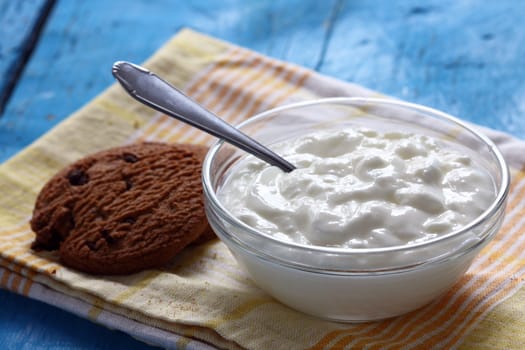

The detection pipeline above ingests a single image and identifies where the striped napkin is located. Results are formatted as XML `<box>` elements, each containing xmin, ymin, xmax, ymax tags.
<box><xmin>1</xmin><ymin>29</ymin><xmax>525</xmax><ymax>350</ymax></box>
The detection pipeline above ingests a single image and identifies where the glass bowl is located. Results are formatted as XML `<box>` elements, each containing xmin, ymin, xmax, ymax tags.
<box><xmin>202</xmin><ymin>97</ymin><xmax>510</xmax><ymax>322</ymax></box>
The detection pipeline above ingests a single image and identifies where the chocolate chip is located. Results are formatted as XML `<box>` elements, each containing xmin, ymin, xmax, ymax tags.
<box><xmin>125</xmin><ymin>178</ymin><xmax>133</xmax><ymax>190</ymax></box>
<box><xmin>100</xmin><ymin>229</ymin><xmax>115</xmax><ymax>244</ymax></box>
<box><xmin>69</xmin><ymin>215</ymin><xmax>76</xmax><ymax>230</ymax></box>
<box><xmin>46</xmin><ymin>230</ymin><xmax>62</xmax><ymax>250</ymax></box>
<box><xmin>86</xmin><ymin>241</ymin><xmax>97</xmax><ymax>251</ymax></box>
<box><xmin>123</xmin><ymin>153</ymin><xmax>138</xmax><ymax>163</ymax></box>
<box><xmin>122</xmin><ymin>217</ymin><xmax>136</xmax><ymax>224</ymax></box>
<box><xmin>67</xmin><ymin>169</ymin><xmax>89</xmax><ymax>186</ymax></box>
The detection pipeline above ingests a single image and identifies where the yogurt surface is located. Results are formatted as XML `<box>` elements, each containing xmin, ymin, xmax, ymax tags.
<box><xmin>219</xmin><ymin>128</ymin><xmax>495</xmax><ymax>249</ymax></box>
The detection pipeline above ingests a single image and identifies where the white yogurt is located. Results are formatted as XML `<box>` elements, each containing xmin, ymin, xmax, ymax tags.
<box><xmin>219</xmin><ymin>128</ymin><xmax>495</xmax><ymax>249</ymax></box>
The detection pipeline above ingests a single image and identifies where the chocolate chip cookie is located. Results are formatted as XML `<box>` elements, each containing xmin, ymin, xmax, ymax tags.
<box><xmin>31</xmin><ymin>142</ymin><xmax>213</xmax><ymax>274</ymax></box>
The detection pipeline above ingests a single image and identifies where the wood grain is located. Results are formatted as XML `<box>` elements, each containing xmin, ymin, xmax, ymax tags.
<box><xmin>0</xmin><ymin>0</ymin><xmax>53</xmax><ymax>113</ymax></box>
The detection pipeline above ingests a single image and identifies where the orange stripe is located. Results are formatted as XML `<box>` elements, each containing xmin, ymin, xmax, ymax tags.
<box><xmin>197</xmin><ymin>55</ymin><xmax>263</xmax><ymax>112</ymax></box>
<box><xmin>311</xmin><ymin>174</ymin><xmax>525</xmax><ymax>349</ymax></box>
<box><xmin>136</xmin><ymin>114</ymin><xmax>170</xmax><ymax>142</ymax></box>
<box><xmin>218</xmin><ymin>65</ymin><xmax>309</xmax><ymax>133</ymax></box>
<box><xmin>308</xmin><ymin>325</ymin><xmax>370</xmax><ymax>350</ymax></box>
<box><xmin>164</xmin><ymin>123</ymin><xmax>199</xmax><ymax>143</ymax></box>
<box><xmin>242</xmin><ymin>65</ymin><xmax>300</xmax><ymax>118</ymax></box>
<box><xmin>148</xmin><ymin>117</ymin><xmax>179</xmax><ymax>141</ymax></box>
<box><xmin>344</xmin><ymin>271</ymin><xmax>513</xmax><ymax>349</ymax></box>
<box><xmin>21</xmin><ymin>269</ymin><xmax>37</xmax><ymax>296</ymax></box>
<box><xmin>211</xmin><ymin>58</ymin><xmax>276</xmax><ymax>117</ymax></box>
<box><xmin>191</xmin><ymin>48</ymin><xmax>256</xmax><ymax>105</ymax></box>
<box><xmin>219</xmin><ymin>63</ymin><xmax>304</xmax><ymax>128</ymax></box>
<box><xmin>0</xmin><ymin>241</ymin><xmax>33</xmax><ymax>256</ymax></box>
<box><xmin>335</xmin><ymin>323</ymin><xmax>397</xmax><ymax>349</ymax></box>
<box><xmin>413</xmin><ymin>258</ymin><xmax>523</xmax><ymax>348</ymax></box>
<box><xmin>504</xmin><ymin>171</ymin><xmax>525</xmax><ymax>212</ymax></box>
<box><xmin>207</xmin><ymin>58</ymin><xmax>285</xmax><ymax>123</ymax></box>
<box><xmin>8</xmin><ymin>253</ymin><xmax>50</xmax><ymax>272</ymax></box>
<box><xmin>184</xmin><ymin>47</ymin><xmax>243</xmax><ymax>96</ymax></box>
<box><xmin>10</xmin><ymin>262</ymin><xmax>23</xmax><ymax>275</ymax></box>
<box><xmin>235</xmin><ymin>68</ymin><xmax>310</xmax><ymax>137</ymax></box>
<box><xmin>262</xmin><ymin>68</ymin><xmax>310</xmax><ymax>109</ymax></box>
<box><xmin>332</xmin><ymin>333</ymin><xmax>371</xmax><ymax>350</ymax></box>
<box><xmin>436</xmin><ymin>275</ymin><xmax>522</xmax><ymax>349</ymax></box>
<box><xmin>0</xmin><ymin>269</ymin><xmax>10</xmax><ymax>287</ymax></box>
<box><xmin>10</xmin><ymin>272</ymin><xmax>23</xmax><ymax>293</ymax></box>
<box><xmin>191</xmin><ymin>52</ymin><xmax>256</xmax><ymax>109</ymax></box>
<box><xmin>1</xmin><ymin>248</ymin><xmax>59</xmax><ymax>275</ymax></box>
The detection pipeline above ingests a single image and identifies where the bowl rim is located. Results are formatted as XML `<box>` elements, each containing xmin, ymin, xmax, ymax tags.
<box><xmin>202</xmin><ymin>97</ymin><xmax>510</xmax><ymax>256</ymax></box>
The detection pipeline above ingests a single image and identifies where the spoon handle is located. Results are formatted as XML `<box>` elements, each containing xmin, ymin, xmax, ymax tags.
<box><xmin>112</xmin><ymin>61</ymin><xmax>295</xmax><ymax>173</ymax></box>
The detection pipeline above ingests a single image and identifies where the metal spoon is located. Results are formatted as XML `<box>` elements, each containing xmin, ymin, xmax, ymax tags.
<box><xmin>111</xmin><ymin>61</ymin><xmax>295</xmax><ymax>173</ymax></box>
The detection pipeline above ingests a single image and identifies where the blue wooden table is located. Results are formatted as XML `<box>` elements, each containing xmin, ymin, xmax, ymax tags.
<box><xmin>1</xmin><ymin>0</ymin><xmax>524</xmax><ymax>348</ymax></box>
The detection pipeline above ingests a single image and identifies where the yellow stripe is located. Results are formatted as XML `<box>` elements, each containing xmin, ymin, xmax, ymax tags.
<box><xmin>0</xmin><ymin>221</ymin><xmax>30</xmax><ymax>235</ymax></box>
<box><xmin>214</xmin><ymin>57</ymin><xmax>286</xmax><ymax>115</ymax></box>
<box><xmin>85</xmin><ymin>270</ymin><xmax>160</xmax><ymax>318</ymax></box>
<box><xmin>504</xmin><ymin>171</ymin><xmax>525</xmax><ymax>213</ymax></box>
<box><xmin>204</xmin><ymin>297</ymin><xmax>272</xmax><ymax>328</ymax></box>
<box><xmin>208</xmin><ymin>57</ymin><xmax>272</xmax><ymax>115</ymax></box>
<box><xmin>174</xmin><ymin>329</ymin><xmax>194</xmax><ymax>350</ymax></box>
<box><xmin>202</xmin><ymin>56</ymin><xmax>264</xmax><ymax>108</ymax></box>
<box><xmin>0</xmin><ymin>230</ymin><xmax>33</xmax><ymax>246</ymax></box>
<box><xmin>113</xmin><ymin>271</ymin><xmax>160</xmax><ymax>302</ymax></box>
<box><xmin>0</xmin><ymin>247</ymin><xmax>60</xmax><ymax>275</ymax></box>
<box><xmin>150</xmin><ymin>117</ymin><xmax>180</xmax><ymax>141</ymax></box>
<box><xmin>196</xmin><ymin>53</ymin><xmax>262</xmax><ymax>112</ymax></box>
<box><xmin>87</xmin><ymin>298</ymin><xmax>106</xmax><ymax>321</ymax></box>
<box><xmin>185</xmin><ymin>47</ymin><xmax>243</xmax><ymax>96</ymax></box>
<box><xmin>97</xmin><ymin>98</ymin><xmax>145</xmax><ymax>126</ymax></box>
<box><xmin>199</xmin><ymin>59</ymin><xmax>275</xmax><ymax>122</ymax></box>
<box><xmin>21</xmin><ymin>269</ymin><xmax>37</xmax><ymax>296</ymax></box>
<box><xmin>10</xmin><ymin>272</ymin><xmax>23</xmax><ymax>293</ymax></box>
<box><xmin>221</xmin><ymin>63</ymin><xmax>307</xmax><ymax>127</ymax></box>
<box><xmin>136</xmin><ymin>114</ymin><xmax>170</xmax><ymax>142</ymax></box>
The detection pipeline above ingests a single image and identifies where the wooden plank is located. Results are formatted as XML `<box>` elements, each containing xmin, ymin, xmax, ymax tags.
<box><xmin>0</xmin><ymin>0</ymin><xmax>53</xmax><ymax>113</ymax></box>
